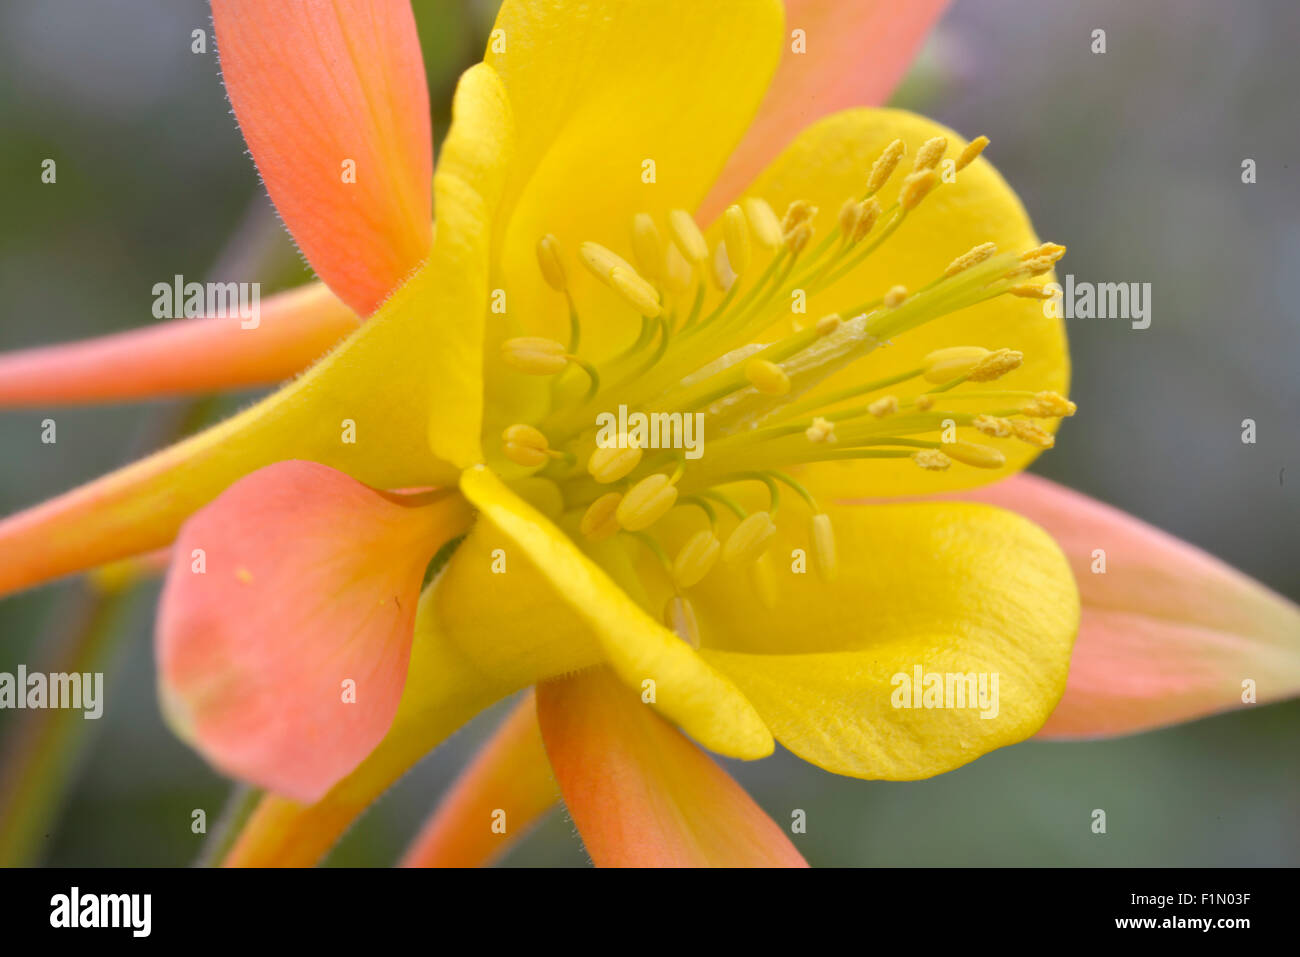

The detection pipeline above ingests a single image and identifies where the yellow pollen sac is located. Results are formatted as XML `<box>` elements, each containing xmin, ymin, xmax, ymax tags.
<box><xmin>588</xmin><ymin>443</ymin><xmax>643</xmax><ymax>483</ymax></box>
<box><xmin>1009</xmin><ymin>283</ymin><xmax>1055</xmax><ymax>299</ymax></box>
<box><xmin>1011</xmin><ymin>419</ymin><xmax>1056</xmax><ymax>449</ymax></box>
<box><xmin>668</xmin><ymin>209</ymin><xmax>709</xmax><ymax>264</ymax></box>
<box><xmin>867</xmin><ymin>138</ymin><xmax>906</xmax><ymax>192</ymax></box>
<box><xmin>579</xmin><ymin>240</ymin><xmax>634</xmax><ymax>279</ymax></box>
<box><xmin>631</xmin><ymin>213</ymin><xmax>664</xmax><ymax>282</ymax></box>
<box><xmin>502</xmin><ymin>423</ymin><xmax>551</xmax><ymax>467</ymax></box>
<box><xmin>899</xmin><ymin>169</ymin><xmax>939</xmax><ymax>210</ymax></box>
<box><xmin>973</xmin><ymin>414</ymin><xmax>1013</xmax><ymax>438</ymax></box>
<box><xmin>943</xmin><ymin>441</ymin><xmax>1007</xmax><ymax>469</ymax></box>
<box><xmin>956</xmin><ymin>135</ymin><xmax>990</xmax><ymax>171</ymax></box>
<box><xmin>580</xmin><ymin>492</ymin><xmax>623</xmax><ymax>541</ymax></box>
<box><xmin>968</xmin><ymin>348</ymin><xmax>1024</xmax><ymax>382</ymax></box>
<box><xmin>723</xmin><ymin>511</ymin><xmax>778</xmax><ymax>566</ymax></box>
<box><xmin>616</xmin><ymin>473</ymin><xmax>678</xmax><ymax>531</ymax></box>
<box><xmin>672</xmin><ymin>529</ymin><xmax>722</xmax><ymax>588</ymax></box>
<box><xmin>711</xmin><ymin>242</ymin><xmax>736</xmax><ymax>290</ymax></box>
<box><xmin>883</xmin><ymin>284</ymin><xmax>909</xmax><ymax>308</ymax></box>
<box><xmin>536</xmin><ymin>234</ymin><xmax>568</xmax><ymax>292</ymax></box>
<box><xmin>913</xmin><ymin>135</ymin><xmax>948</xmax><ymax>172</ymax></box>
<box><xmin>912</xmin><ymin>449</ymin><xmax>952</xmax><ymax>471</ymax></box>
<box><xmin>663</xmin><ymin>242</ymin><xmax>694</xmax><ymax>298</ymax></box>
<box><xmin>1021</xmin><ymin>242</ymin><xmax>1067</xmax><ymax>263</ymax></box>
<box><xmin>723</xmin><ymin>205</ymin><xmax>752</xmax><ymax>275</ymax></box>
<box><xmin>745</xmin><ymin>358</ymin><xmax>791</xmax><ymax>395</ymax></box>
<box><xmin>915</xmin><ymin>394</ymin><xmax>935</xmax><ymax>411</ymax></box>
<box><xmin>1023</xmin><ymin>391</ymin><xmax>1078</xmax><ymax>418</ymax></box>
<box><xmin>852</xmin><ymin>197</ymin><xmax>882</xmax><ymax>241</ymax></box>
<box><xmin>781</xmin><ymin>200</ymin><xmax>817</xmax><ymax>233</ymax></box>
<box><xmin>944</xmin><ymin>242</ymin><xmax>998</xmax><ymax>277</ymax></box>
<box><xmin>922</xmin><ymin>346</ymin><xmax>991</xmax><ymax>383</ymax></box>
<box><xmin>742</xmin><ymin>197</ymin><xmax>784</xmax><ymax>250</ymax></box>
<box><xmin>806</xmin><ymin>416</ymin><xmax>837</xmax><ymax>443</ymax></box>
<box><xmin>839</xmin><ymin>198</ymin><xmax>863</xmax><ymax>237</ymax></box>
<box><xmin>609</xmin><ymin>266</ymin><xmax>662</xmax><ymax>317</ymax></box>
<box><xmin>663</xmin><ymin>595</ymin><xmax>701</xmax><ymax>648</ymax></box>
<box><xmin>815</xmin><ymin>313</ymin><xmax>843</xmax><ymax>336</ymax></box>
<box><xmin>811</xmin><ymin>513</ymin><xmax>837</xmax><ymax>582</ymax></box>
<box><xmin>501</xmin><ymin>337</ymin><xmax>569</xmax><ymax>375</ymax></box>
<box><xmin>868</xmin><ymin>395</ymin><xmax>899</xmax><ymax>417</ymax></box>
<box><xmin>785</xmin><ymin>222</ymin><xmax>813</xmax><ymax>255</ymax></box>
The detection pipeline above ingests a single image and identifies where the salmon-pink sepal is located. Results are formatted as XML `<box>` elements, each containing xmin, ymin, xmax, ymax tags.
<box><xmin>962</xmin><ymin>474</ymin><xmax>1300</xmax><ymax>738</ymax></box>
<box><xmin>157</xmin><ymin>460</ymin><xmax>471</xmax><ymax>803</ymax></box>
<box><xmin>212</xmin><ymin>0</ymin><xmax>432</xmax><ymax>316</ymax></box>
<box><xmin>700</xmin><ymin>0</ymin><xmax>949</xmax><ymax>220</ymax></box>
<box><xmin>537</xmin><ymin>668</ymin><xmax>807</xmax><ymax>868</ymax></box>
<box><xmin>401</xmin><ymin>692</ymin><xmax>558</xmax><ymax>868</ymax></box>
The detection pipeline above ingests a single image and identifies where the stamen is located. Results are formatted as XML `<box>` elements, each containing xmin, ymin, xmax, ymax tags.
<box><xmin>501</xmin><ymin>337</ymin><xmax>569</xmax><ymax>375</ymax></box>
<box><xmin>723</xmin><ymin>511</ymin><xmax>777</xmax><ymax>566</ymax></box>
<box><xmin>913</xmin><ymin>136</ymin><xmax>947</xmax><ymax>172</ymax></box>
<box><xmin>912</xmin><ymin>449</ymin><xmax>951</xmax><ymax>471</ymax></box>
<box><xmin>1023</xmin><ymin>391</ymin><xmax>1078</xmax><ymax>417</ymax></box>
<box><xmin>815</xmin><ymin>313</ymin><xmax>843</xmax><ymax>336</ymax></box>
<box><xmin>669</xmin><ymin>209</ymin><xmax>709</xmax><ymax>264</ymax></box>
<box><xmin>536</xmin><ymin>234</ymin><xmax>568</xmax><ymax>291</ymax></box>
<box><xmin>663</xmin><ymin>242</ymin><xmax>694</xmax><ymax>299</ymax></box>
<box><xmin>672</xmin><ymin>529</ymin><xmax>722</xmax><ymax>588</ymax></box>
<box><xmin>852</xmin><ymin>198</ymin><xmax>882</xmax><ymax>241</ymax></box>
<box><xmin>943</xmin><ymin>441</ymin><xmax>1007</xmax><ymax>469</ymax></box>
<box><xmin>742</xmin><ymin>197</ymin><xmax>784</xmax><ymax>250</ymax></box>
<box><xmin>710</xmin><ymin>242</ymin><xmax>736</xmax><ymax>291</ymax></box>
<box><xmin>923</xmin><ymin>346</ymin><xmax>993</xmax><ymax>383</ymax></box>
<box><xmin>784</xmin><ymin>222</ymin><xmax>813</xmax><ymax>255</ymax></box>
<box><xmin>616</xmin><ymin>473</ymin><xmax>679</xmax><ymax>530</ymax></box>
<box><xmin>806</xmin><ymin>416</ymin><xmax>836</xmax><ymax>443</ymax></box>
<box><xmin>899</xmin><ymin>169</ymin><xmax>939</xmax><ymax>210</ymax></box>
<box><xmin>781</xmin><ymin>200</ymin><xmax>817</xmax><ymax>233</ymax></box>
<box><xmin>609</xmin><ymin>266</ymin><xmax>662</xmax><ymax>316</ymax></box>
<box><xmin>580</xmin><ymin>492</ymin><xmax>623</xmax><ymax>541</ymax></box>
<box><xmin>501</xmin><ymin>423</ymin><xmax>553</xmax><ymax>467</ymax></box>
<box><xmin>588</xmin><ymin>443</ymin><xmax>643</xmax><ymax>483</ymax></box>
<box><xmin>968</xmin><ymin>348</ymin><xmax>1024</xmax><ymax>382</ymax></box>
<box><xmin>723</xmin><ymin>205</ymin><xmax>752</xmax><ymax>276</ymax></box>
<box><xmin>868</xmin><ymin>395</ymin><xmax>899</xmax><ymax>417</ymax></box>
<box><xmin>1009</xmin><ymin>283</ymin><xmax>1055</xmax><ymax>299</ymax></box>
<box><xmin>811</xmin><ymin>513</ymin><xmax>837</xmax><ymax>582</ymax></box>
<box><xmin>884</xmin><ymin>285</ymin><xmax>909</xmax><ymax>307</ymax></box>
<box><xmin>631</xmin><ymin>213</ymin><xmax>664</xmax><ymax>282</ymax></box>
<box><xmin>956</xmin><ymin>135</ymin><xmax>989</xmax><ymax>171</ymax></box>
<box><xmin>745</xmin><ymin>358</ymin><xmax>791</xmax><ymax>395</ymax></box>
<box><xmin>973</xmin><ymin>414</ymin><xmax>1013</xmax><ymax>437</ymax></box>
<box><xmin>944</xmin><ymin>242</ymin><xmax>998</xmax><ymax>277</ymax></box>
<box><xmin>663</xmin><ymin>594</ymin><xmax>702</xmax><ymax>648</ymax></box>
<box><xmin>866</xmin><ymin>139</ymin><xmax>906</xmax><ymax>193</ymax></box>
<box><xmin>1010</xmin><ymin>420</ymin><xmax>1055</xmax><ymax>448</ymax></box>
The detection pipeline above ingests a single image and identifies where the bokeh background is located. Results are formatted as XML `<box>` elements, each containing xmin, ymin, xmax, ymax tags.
<box><xmin>0</xmin><ymin>0</ymin><xmax>1295</xmax><ymax>866</ymax></box>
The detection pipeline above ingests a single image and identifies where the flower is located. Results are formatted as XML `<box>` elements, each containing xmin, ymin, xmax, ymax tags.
<box><xmin>0</xmin><ymin>0</ymin><xmax>1295</xmax><ymax>868</ymax></box>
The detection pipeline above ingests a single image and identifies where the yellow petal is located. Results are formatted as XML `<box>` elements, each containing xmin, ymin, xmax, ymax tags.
<box><xmin>0</xmin><ymin>64</ymin><xmax>515</xmax><ymax>597</ymax></box>
<box><xmin>685</xmin><ymin>499</ymin><xmax>1079</xmax><ymax>779</ymax></box>
<box><xmin>485</xmin><ymin>0</ymin><xmax>784</xmax><ymax>360</ymax></box>
<box><xmin>458</xmin><ymin>465</ymin><xmax>773</xmax><ymax>760</ymax></box>
<box><xmin>732</xmin><ymin>108</ymin><xmax>1069</xmax><ymax>496</ymax></box>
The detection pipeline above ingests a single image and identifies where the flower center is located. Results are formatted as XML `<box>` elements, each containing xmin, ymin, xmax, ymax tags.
<box><xmin>494</xmin><ymin>135</ymin><xmax>1074</xmax><ymax>642</ymax></box>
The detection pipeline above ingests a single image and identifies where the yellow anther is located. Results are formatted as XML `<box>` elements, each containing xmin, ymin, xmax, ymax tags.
<box><xmin>944</xmin><ymin>242</ymin><xmax>998</xmax><ymax>277</ymax></box>
<box><xmin>672</xmin><ymin>529</ymin><xmax>722</xmax><ymax>588</ymax></box>
<box><xmin>1023</xmin><ymin>391</ymin><xmax>1078</xmax><ymax>418</ymax></box>
<box><xmin>868</xmin><ymin>395</ymin><xmax>899</xmax><ymax>417</ymax></box>
<box><xmin>811</xmin><ymin>513</ymin><xmax>837</xmax><ymax>582</ymax></box>
<box><xmin>913</xmin><ymin>136</ymin><xmax>947</xmax><ymax>172</ymax></box>
<box><xmin>968</xmin><ymin>348</ymin><xmax>1024</xmax><ymax>382</ymax></box>
<box><xmin>711</xmin><ymin>241</ymin><xmax>736</xmax><ymax>291</ymax></box>
<box><xmin>956</xmin><ymin>135</ymin><xmax>989</xmax><ymax>171</ymax></box>
<box><xmin>502</xmin><ymin>423</ymin><xmax>551</xmax><ymax>468</ymax></box>
<box><xmin>815</xmin><ymin>313</ymin><xmax>842</xmax><ymax>336</ymax></box>
<box><xmin>867</xmin><ymin>138</ymin><xmax>906</xmax><ymax>192</ymax></box>
<box><xmin>663</xmin><ymin>241</ymin><xmax>694</xmax><ymax>298</ymax></box>
<box><xmin>1021</xmin><ymin>242</ymin><xmax>1067</xmax><ymax>263</ymax></box>
<box><xmin>631</xmin><ymin>213</ymin><xmax>664</xmax><ymax>282</ymax></box>
<box><xmin>616</xmin><ymin>473</ymin><xmax>679</xmax><ymax>531</ymax></box>
<box><xmin>1009</xmin><ymin>283</ymin><xmax>1055</xmax><ymax>299</ymax></box>
<box><xmin>723</xmin><ymin>204</ymin><xmax>752</xmax><ymax>275</ymax></box>
<box><xmin>743</xmin><ymin>197</ymin><xmax>784</xmax><ymax>250</ymax></box>
<box><xmin>745</xmin><ymin>358</ymin><xmax>791</xmax><ymax>395</ymax></box>
<box><xmin>883</xmin><ymin>284</ymin><xmax>909</xmax><ymax>307</ymax></box>
<box><xmin>784</xmin><ymin>221</ymin><xmax>813</xmax><ymax>255</ymax></box>
<box><xmin>536</xmin><ymin>234</ymin><xmax>568</xmax><ymax>292</ymax></box>
<box><xmin>668</xmin><ymin>209</ymin><xmax>709</xmax><ymax>263</ymax></box>
<box><xmin>723</xmin><ymin>510</ymin><xmax>778</xmax><ymax>566</ymax></box>
<box><xmin>839</xmin><ymin>198</ymin><xmax>863</xmax><ymax>237</ymax></box>
<box><xmin>852</xmin><ymin>197</ymin><xmax>882</xmax><ymax>241</ymax></box>
<box><xmin>663</xmin><ymin>595</ymin><xmax>701</xmax><ymax>648</ymax></box>
<box><xmin>899</xmin><ymin>169</ymin><xmax>939</xmax><ymax>210</ymax></box>
<box><xmin>911</xmin><ymin>449</ymin><xmax>952</xmax><ymax>471</ymax></box>
<box><xmin>915</xmin><ymin>394</ymin><xmax>935</xmax><ymax>411</ymax></box>
<box><xmin>943</xmin><ymin>441</ymin><xmax>1007</xmax><ymax>469</ymax></box>
<box><xmin>805</xmin><ymin>416</ymin><xmax>837</xmax><ymax>443</ymax></box>
<box><xmin>973</xmin><ymin>414</ymin><xmax>1013</xmax><ymax>438</ymax></box>
<box><xmin>580</xmin><ymin>492</ymin><xmax>623</xmax><ymax>541</ymax></box>
<box><xmin>781</xmin><ymin>200</ymin><xmax>817</xmax><ymax>233</ymax></box>
<box><xmin>609</xmin><ymin>266</ymin><xmax>662</xmax><ymax>317</ymax></box>
<box><xmin>501</xmin><ymin>337</ymin><xmax>569</xmax><ymax>375</ymax></box>
<box><xmin>579</xmin><ymin>240</ymin><xmax>634</xmax><ymax>279</ymax></box>
<box><xmin>1011</xmin><ymin>419</ymin><xmax>1056</xmax><ymax>449</ymax></box>
<box><xmin>588</xmin><ymin>443</ymin><xmax>643</xmax><ymax>483</ymax></box>
<box><xmin>922</xmin><ymin>345</ymin><xmax>991</xmax><ymax>383</ymax></box>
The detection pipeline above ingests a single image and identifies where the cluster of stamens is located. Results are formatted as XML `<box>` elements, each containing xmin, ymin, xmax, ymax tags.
<box><xmin>496</xmin><ymin>134</ymin><xmax>1074</xmax><ymax>647</ymax></box>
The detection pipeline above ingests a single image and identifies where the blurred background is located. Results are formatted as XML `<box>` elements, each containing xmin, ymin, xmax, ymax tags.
<box><xmin>0</xmin><ymin>0</ymin><xmax>1295</xmax><ymax>866</ymax></box>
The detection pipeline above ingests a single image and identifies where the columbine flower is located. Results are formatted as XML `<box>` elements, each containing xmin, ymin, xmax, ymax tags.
<box><xmin>0</xmin><ymin>0</ymin><xmax>1296</xmax><ymax>867</ymax></box>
